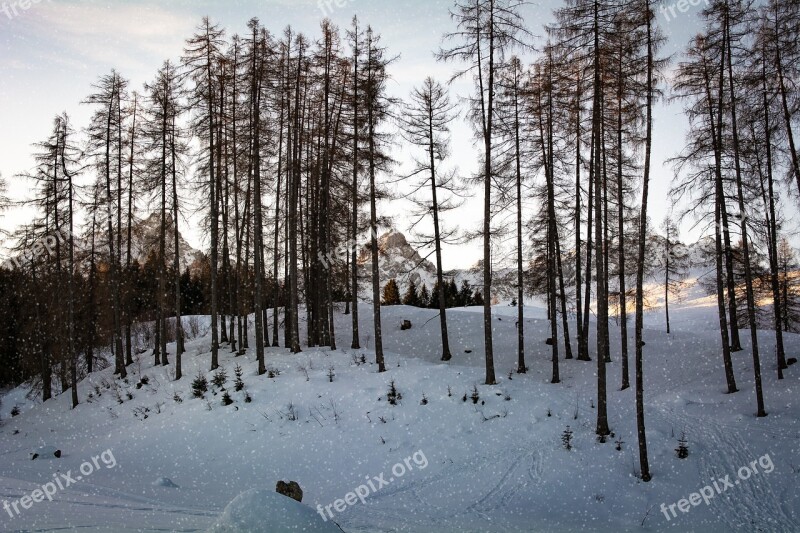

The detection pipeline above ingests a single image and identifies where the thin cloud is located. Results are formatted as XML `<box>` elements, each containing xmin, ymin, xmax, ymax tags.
<box><xmin>24</xmin><ymin>2</ymin><xmax>193</xmax><ymax>72</ymax></box>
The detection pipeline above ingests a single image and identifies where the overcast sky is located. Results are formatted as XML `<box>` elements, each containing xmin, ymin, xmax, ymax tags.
<box><xmin>0</xmin><ymin>0</ymin><xmax>753</xmax><ymax>270</ymax></box>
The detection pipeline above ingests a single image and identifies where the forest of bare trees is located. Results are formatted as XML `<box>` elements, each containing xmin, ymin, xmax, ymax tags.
<box><xmin>0</xmin><ymin>0</ymin><xmax>798</xmax><ymax>486</ymax></box>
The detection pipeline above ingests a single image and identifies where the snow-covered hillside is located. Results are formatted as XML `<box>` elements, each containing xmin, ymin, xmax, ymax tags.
<box><xmin>1</xmin><ymin>285</ymin><xmax>799</xmax><ymax>532</ymax></box>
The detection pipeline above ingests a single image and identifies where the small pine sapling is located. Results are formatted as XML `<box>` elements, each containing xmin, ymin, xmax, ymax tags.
<box><xmin>562</xmin><ymin>426</ymin><xmax>574</xmax><ymax>451</ymax></box>
<box><xmin>386</xmin><ymin>381</ymin><xmax>402</xmax><ymax>405</ymax></box>
<box><xmin>615</xmin><ymin>439</ymin><xmax>624</xmax><ymax>451</ymax></box>
<box><xmin>327</xmin><ymin>366</ymin><xmax>335</xmax><ymax>383</ymax></box>
<box><xmin>192</xmin><ymin>372</ymin><xmax>208</xmax><ymax>398</ymax></box>
<box><xmin>470</xmin><ymin>385</ymin><xmax>480</xmax><ymax>405</ymax></box>
<box><xmin>234</xmin><ymin>364</ymin><xmax>245</xmax><ymax>392</ymax></box>
<box><xmin>221</xmin><ymin>391</ymin><xmax>233</xmax><ymax>406</ymax></box>
<box><xmin>212</xmin><ymin>368</ymin><xmax>227</xmax><ymax>389</ymax></box>
<box><xmin>676</xmin><ymin>432</ymin><xmax>689</xmax><ymax>459</ymax></box>
<box><xmin>420</xmin><ymin>393</ymin><xmax>428</xmax><ymax>405</ymax></box>
<box><xmin>10</xmin><ymin>406</ymin><xmax>20</xmax><ymax>417</ymax></box>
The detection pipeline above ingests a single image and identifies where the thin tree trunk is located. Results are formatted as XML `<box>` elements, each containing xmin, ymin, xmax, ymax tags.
<box><xmin>171</xmin><ymin>112</ymin><xmax>183</xmax><ymax>379</ymax></box>
<box><xmin>575</xmin><ymin>70</ymin><xmax>589</xmax><ymax>362</ymax></box>
<box><xmin>725</xmin><ymin>6</ymin><xmax>766</xmax><ymax>417</ymax></box>
<box><xmin>351</xmin><ymin>24</ymin><xmax>361</xmax><ymax>350</ymax></box>
<box><xmin>616</xmin><ymin>45</ymin><xmax>629</xmax><ymax>390</ymax></box>
<box><xmin>702</xmin><ymin>35</ymin><xmax>738</xmax><ymax>393</ymax></box>
<box><xmin>634</xmin><ymin>1</ymin><xmax>654</xmax><ymax>481</ymax></box>
<box><xmin>593</xmin><ymin>0</ymin><xmax>609</xmax><ymax>437</ymax></box>
<box><xmin>367</xmin><ymin>33</ymin><xmax>385</xmax><ymax>372</ymax></box>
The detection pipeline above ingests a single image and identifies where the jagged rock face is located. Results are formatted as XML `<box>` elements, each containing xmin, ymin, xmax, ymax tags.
<box><xmin>358</xmin><ymin>231</ymin><xmax>438</xmax><ymax>293</ymax></box>
<box><xmin>128</xmin><ymin>212</ymin><xmax>206</xmax><ymax>274</ymax></box>
<box><xmin>357</xmin><ymin>230</ymin><xmax>520</xmax><ymax>302</ymax></box>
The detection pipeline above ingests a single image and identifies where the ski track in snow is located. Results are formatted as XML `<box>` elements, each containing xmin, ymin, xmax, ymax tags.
<box><xmin>337</xmin><ymin>446</ymin><xmax>545</xmax><ymax>532</ymax></box>
<box><xmin>650</xmin><ymin>405</ymin><xmax>799</xmax><ymax>532</ymax></box>
<box><xmin>0</xmin><ymin>474</ymin><xmax>215</xmax><ymax>532</ymax></box>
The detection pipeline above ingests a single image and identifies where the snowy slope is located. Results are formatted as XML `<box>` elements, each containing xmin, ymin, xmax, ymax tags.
<box><xmin>1</xmin><ymin>289</ymin><xmax>799</xmax><ymax>532</ymax></box>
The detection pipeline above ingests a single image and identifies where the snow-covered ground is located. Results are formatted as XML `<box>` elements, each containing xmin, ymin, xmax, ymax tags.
<box><xmin>1</xmin><ymin>288</ymin><xmax>799</xmax><ymax>532</ymax></box>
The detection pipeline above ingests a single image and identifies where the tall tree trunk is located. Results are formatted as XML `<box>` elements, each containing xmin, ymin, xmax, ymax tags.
<box><xmin>725</xmin><ymin>5</ymin><xmax>766</xmax><ymax>417</ymax></box>
<box><xmin>774</xmin><ymin>7</ymin><xmax>800</xmax><ymax>198</ymax></box>
<box><xmin>106</xmin><ymin>82</ymin><xmax>126</xmax><ymax>379</ymax></box>
<box><xmin>616</xmin><ymin>46</ymin><xmax>629</xmax><ymax>390</ymax></box>
<box><xmin>366</xmin><ymin>34</ymin><xmax>385</xmax><ymax>372</ymax></box>
<box><xmin>159</xmin><ymin>94</ymin><xmax>169</xmax><ymax>367</ymax></box>
<box><xmin>125</xmin><ymin>94</ymin><xmax>137</xmax><ymax>368</ymax></box>
<box><xmin>479</xmin><ymin>1</ymin><xmax>496</xmax><ymax>385</ymax></box>
<box><xmin>581</xmin><ymin>126</ymin><xmax>595</xmax><ymax>362</ymax></box>
<box><xmin>761</xmin><ymin>57</ymin><xmax>787</xmax><ymax>378</ymax></box>
<box><xmin>63</xmin><ymin>119</ymin><xmax>78</xmax><ymax>409</ymax></box>
<box><xmin>634</xmin><ymin>0</ymin><xmax>654</xmax><ymax>481</ymax></box>
<box><xmin>513</xmin><ymin>67</ymin><xmax>525</xmax><ymax>373</ymax></box>
<box><xmin>207</xmin><ymin>28</ymin><xmax>221</xmax><ymax>371</ymax></box>
<box><xmin>428</xmin><ymin>97</ymin><xmax>453</xmax><ymax>363</ymax></box>
<box><xmin>593</xmin><ymin>0</ymin><xmax>609</xmax><ymax>437</ymax></box>
<box><xmin>251</xmin><ymin>24</ymin><xmax>266</xmax><ymax>375</ymax></box>
<box><xmin>575</xmin><ymin>70</ymin><xmax>589</xmax><ymax>362</ymax></box>
<box><xmin>288</xmin><ymin>38</ymin><xmax>303</xmax><ymax>354</ymax></box>
<box><xmin>702</xmin><ymin>36</ymin><xmax>738</xmax><ymax>393</ymax></box>
<box><xmin>350</xmin><ymin>21</ymin><xmax>361</xmax><ymax>350</ymax></box>
<box><xmin>171</xmin><ymin>113</ymin><xmax>183</xmax><ymax>379</ymax></box>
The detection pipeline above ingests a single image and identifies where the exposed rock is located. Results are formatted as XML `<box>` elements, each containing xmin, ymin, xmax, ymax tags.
<box><xmin>276</xmin><ymin>480</ymin><xmax>303</xmax><ymax>503</ymax></box>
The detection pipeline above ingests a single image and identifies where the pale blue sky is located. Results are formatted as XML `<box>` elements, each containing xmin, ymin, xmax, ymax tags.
<box><xmin>0</xmin><ymin>0</ymin><xmax>736</xmax><ymax>269</ymax></box>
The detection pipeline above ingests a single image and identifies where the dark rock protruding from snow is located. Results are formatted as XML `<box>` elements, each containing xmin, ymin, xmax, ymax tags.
<box><xmin>276</xmin><ymin>480</ymin><xmax>303</xmax><ymax>502</ymax></box>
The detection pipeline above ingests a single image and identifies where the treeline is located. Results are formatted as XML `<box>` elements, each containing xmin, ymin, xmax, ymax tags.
<box><xmin>0</xmin><ymin>251</ymin><xmax>292</xmax><ymax>390</ymax></box>
<box><xmin>381</xmin><ymin>278</ymin><xmax>485</xmax><ymax>308</ymax></box>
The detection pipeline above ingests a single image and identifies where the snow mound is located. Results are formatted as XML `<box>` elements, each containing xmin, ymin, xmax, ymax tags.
<box><xmin>207</xmin><ymin>489</ymin><xmax>343</xmax><ymax>533</ymax></box>
<box><xmin>152</xmin><ymin>477</ymin><xmax>179</xmax><ymax>488</ymax></box>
